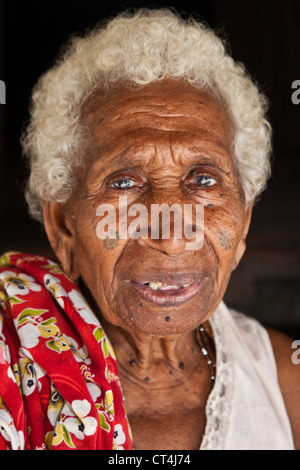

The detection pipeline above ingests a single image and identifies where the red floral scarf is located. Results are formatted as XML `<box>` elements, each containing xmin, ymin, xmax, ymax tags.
<box><xmin>0</xmin><ymin>251</ymin><xmax>133</xmax><ymax>450</ymax></box>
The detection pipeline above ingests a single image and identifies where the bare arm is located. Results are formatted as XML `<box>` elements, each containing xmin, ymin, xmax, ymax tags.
<box><xmin>267</xmin><ymin>328</ymin><xmax>300</xmax><ymax>450</ymax></box>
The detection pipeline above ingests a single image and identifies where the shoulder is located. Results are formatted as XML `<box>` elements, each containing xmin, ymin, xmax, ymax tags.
<box><xmin>267</xmin><ymin>327</ymin><xmax>300</xmax><ymax>450</ymax></box>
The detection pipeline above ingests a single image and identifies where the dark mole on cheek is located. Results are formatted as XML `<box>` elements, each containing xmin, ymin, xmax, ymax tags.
<box><xmin>144</xmin><ymin>376</ymin><xmax>150</xmax><ymax>383</ymax></box>
<box><xmin>129</xmin><ymin>359</ymin><xmax>136</xmax><ymax>366</ymax></box>
<box><xmin>103</xmin><ymin>238</ymin><xmax>118</xmax><ymax>250</ymax></box>
<box><xmin>103</xmin><ymin>230</ymin><xmax>120</xmax><ymax>250</ymax></box>
<box><xmin>165</xmin><ymin>316</ymin><xmax>171</xmax><ymax>322</ymax></box>
<box><xmin>218</xmin><ymin>229</ymin><xmax>233</xmax><ymax>251</ymax></box>
<box><xmin>140</xmin><ymin>303</ymin><xmax>144</xmax><ymax>307</ymax></box>
<box><xmin>231</xmin><ymin>213</ymin><xmax>239</xmax><ymax>226</ymax></box>
<box><xmin>179</xmin><ymin>362</ymin><xmax>185</xmax><ymax>370</ymax></box>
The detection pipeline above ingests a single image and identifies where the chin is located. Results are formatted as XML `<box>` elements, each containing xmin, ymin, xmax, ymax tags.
<box><xmin>114</xmin><ymin>290</ymin><xmax>214</xmax><ymax>337</ymax></box>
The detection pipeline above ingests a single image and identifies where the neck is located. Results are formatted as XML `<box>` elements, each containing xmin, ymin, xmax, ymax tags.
<box><xmin>78</xmin><ymin>278</ymin><xmax>207</xmax><ymax>387</ymax></box>
<box><xmin>102</xmin><ymin>319</ymin><xmax>204</xmax><ymax>387</ymax></box>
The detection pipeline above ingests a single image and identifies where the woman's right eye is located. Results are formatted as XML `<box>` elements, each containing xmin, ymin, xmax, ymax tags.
<box><xmin>111</xmin><ymin>178</ymin><xmax>136</xmax><ymax>190</ymax></box>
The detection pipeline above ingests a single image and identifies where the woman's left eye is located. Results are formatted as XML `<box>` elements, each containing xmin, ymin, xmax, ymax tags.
<box><xmin>111</xmin><ymin>178</ymin><xmax>136</xmax><ymax>189</ymax></box>
<box><xmin>193</xmin><ymin>175</ymin><xmax>217</xmax><ymax>187</ymax></box>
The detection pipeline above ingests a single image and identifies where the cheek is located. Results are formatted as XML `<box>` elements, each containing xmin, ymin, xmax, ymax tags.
<box><xmin>204</xmin><ymin>203</ymin><xmax>244</xmax><ymax>258</ymax></box>
<box><xmin>73</xmin><ymin>206</ymin><xmax>125</xmax><ymax>288</ymax></box>
<box><xmin>218</xmin><ymin>229</ymin><xmax>234</xmax><ymax>251</ymax></box>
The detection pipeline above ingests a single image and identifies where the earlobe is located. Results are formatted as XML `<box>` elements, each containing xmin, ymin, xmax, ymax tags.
<box><xmin>232</xmin><ymin>206</ymin><xmax>253</xmax><ymax>271</ymax></box>
<box><xmin>42</xmin><ymin>200</ymin><xmax>80</xmax><ymax>280</ymax></box>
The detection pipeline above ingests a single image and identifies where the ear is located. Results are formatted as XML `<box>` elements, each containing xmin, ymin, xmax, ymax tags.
<box><xmin>42</xmin><ymin>200</ymin><xmax>80</xmax><ymax>280</ymax></box>
<box><xmin>232</xmin><ymin>205</ymin><xmax>253</xmax><ymax>271</ymax></box>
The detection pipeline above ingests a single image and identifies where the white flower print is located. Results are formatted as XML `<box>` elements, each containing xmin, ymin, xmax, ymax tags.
<box><xmin>62</xmin><ymin>399</ymin><xmax>98</xmax><ymax>440</ymax></box>
<box><xmin>0</xmin><ymin>409</ymin><xmax>25</xmax><ymax>450</ymax></box>
<box><xmin>86</xmin><ymin>382</ymin><xmax>101</xmax><ymax>403</ymax></box>
<box><xmin>43</xmin><ymin>274</ymin><xmax>67</xmax><ymax>309</ymax></box>
<box><xmin>0</xmin><ymin>338</ymin><xmax>11</xmax><ymax>366</ymax></box>
<box><xmin>58</xmin><ymin>335</ymin><xmax>91</xmax><ymax>365</ymax></box>
<box><xmin>68</xmin><ymin>289</ymin><xmax>98</xmax><ymax>325</ymax></box>
<box><xmin>0</xmin><ymin>317</ymin><xmax>9</xmax><ymax>365</ymax></box>
<box><xmin>17</xmin><ymin>322</ymin><xmax>40</xmax><ymax>348</ymax></box>
<box><xmin>113</xmin><ymin>424</ymin><xmax>126</xmax><ymax>450</ymax></box>
<box><xmin>47</xmin><ymin>383</ymin><xmax>65</xmax><ymax>427</ymax></box>
<box><xmin>7</xmin><ymin>364</ymin><xmax>16</xmax><ymax>383</ymax></box>
<box><xmin>0</xmin><ymin>271</ymin><xmax>41</xmax><ymax>297</ymax></box>
<box><xmin>15</xmin><ymin>309</ymin><xmax>59</xmax><ymax>349</ymax></box>
<box><xmin>18</xmin><ymin>348</ymin><xmax>46</xmax><ymax>396</ymax></box>
<box><xmin>0</xmin><ymin>285</ymin><xmax>7</xmax><ymax>310</ymax></box>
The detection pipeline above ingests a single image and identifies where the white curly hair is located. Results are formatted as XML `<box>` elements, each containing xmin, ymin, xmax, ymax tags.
<box><xmin>21</xmin><ymin>8</ymin><xmax>272</xmax><ymax>223</ymax></box>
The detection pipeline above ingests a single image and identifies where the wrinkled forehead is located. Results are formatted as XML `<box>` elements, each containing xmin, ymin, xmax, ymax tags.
<box><xmin>79</xmin><ymin>79</ymin><xmax>236</xmax><ymax>179</ymax></box>
<box><xmin>81</xmin><ymin>79</ymin><xmax>234</xmax><ymax>135</ymax></box>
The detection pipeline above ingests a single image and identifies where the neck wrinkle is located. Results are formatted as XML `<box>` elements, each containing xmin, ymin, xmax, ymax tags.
<box><xmin>105</xmin><ymin>322</ymin><xmax>205</xmax><ymax>387</ymax></box>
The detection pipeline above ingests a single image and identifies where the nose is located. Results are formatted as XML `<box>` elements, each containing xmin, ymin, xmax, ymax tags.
<box><xmin>137</xmin><ymin>229</ymin><xmax>187</xmax><ymax>256</ymax></box>
<box><xmin>133</xmin><ymin>201</ymin><xmax>200</xmax><ymax>256</ymax></box>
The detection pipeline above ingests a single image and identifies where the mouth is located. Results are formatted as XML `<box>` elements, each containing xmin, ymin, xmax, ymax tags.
<box><xmin>130</xmin><ymin>279</ymin><xmax>204</xmax><ymax>306</ymax></box>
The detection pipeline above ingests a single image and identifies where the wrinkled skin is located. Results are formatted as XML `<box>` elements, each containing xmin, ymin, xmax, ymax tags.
<box><xmin>42</xmin><ymin>80</ymin><xmax>300</xmax><ymax>449</ymax></box>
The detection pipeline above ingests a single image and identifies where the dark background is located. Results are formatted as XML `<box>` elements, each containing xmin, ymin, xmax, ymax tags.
<box><xmin>0</xmin><ymin>0</ymin><xmax>299</xmax><ymax>336</ymax></box>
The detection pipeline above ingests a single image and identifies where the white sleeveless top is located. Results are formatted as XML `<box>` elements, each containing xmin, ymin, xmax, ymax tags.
<box><xmin>200</xmin><ymin>301</ymin><xmax>294</xmax><ymax>450</ymax></box>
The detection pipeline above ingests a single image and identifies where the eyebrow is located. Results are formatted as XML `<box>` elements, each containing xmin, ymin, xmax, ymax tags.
<box><xmin>87</xmin><ymin>140</ymin><xmax>232</xmax><ymax>179</ymax></box>
<box><xmin>188</xmin><ymin>162</ymin><xmax>230</xmax><ymax>176</ymax></box>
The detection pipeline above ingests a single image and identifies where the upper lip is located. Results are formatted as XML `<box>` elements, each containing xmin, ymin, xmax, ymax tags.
<box><xmin>129</xmin><ymin>272</ymin><xmax>205</xmax><ymax>286</ymax></box>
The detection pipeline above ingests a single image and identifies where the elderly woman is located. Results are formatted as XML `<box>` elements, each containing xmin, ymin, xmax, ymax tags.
<box><xmin>0</xmin><ymin>9</ymin><xmax>299</xmax><ymax>451</ymax></box>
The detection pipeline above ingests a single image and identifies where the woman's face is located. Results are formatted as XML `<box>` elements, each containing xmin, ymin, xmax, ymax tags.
<box><xmin>44</xmin><ymin>79</ymin><xmax>252</xmax><ymax>337</ymax></box>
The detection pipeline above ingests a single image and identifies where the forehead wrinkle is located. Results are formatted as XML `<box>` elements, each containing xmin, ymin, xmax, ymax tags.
<box><xmin>83</xmin><ymin>86</ymin><xmax>235</xmax><ymax>177</ymax></box>
<box><xmin>173</xmin><ymin>145</ymin><xmax>233</xmax><ymax>169</ymax></box>
<box><xmin>85</xmin><ymin>99</ymin><xmax>191</xmax><ymax>135</ymax></box>
<box><xmin>96</xmin><ymin>113</ymin><xmax>232</xmax><ymax>151</ymax></box>
<box><xmin>92</xmin><ymin>87</ymin><xmax>201</xmax><ymax>112</ymax></box>
<box><xmin>165</xmin><ymin>131</ymin><xmax>234</xmax><ymax>171</ymax></box>
<box><xmin>86</xmin><ymin>91</ymin><xmax>230</xmax><ymax>132</ymax></box>
<box><xmin>86</xmin><ymin>129</ymin><xmax>234</xmax><ymax>182</ymax></box>
<box><xmin>85</xmin><ymin>141</ymin><xmax>156</xmax><ymax>180</ymax></box>
<box><xmin>101</xmin><ymin>110</ymin><xmax>226</xmax><ymax>137</ymax></box>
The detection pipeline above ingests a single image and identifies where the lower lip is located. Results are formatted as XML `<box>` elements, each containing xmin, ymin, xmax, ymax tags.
<box><xmin>130</xmin><ymin>281</ymin><xmax>203</xmax><ymax>306</ymax></box>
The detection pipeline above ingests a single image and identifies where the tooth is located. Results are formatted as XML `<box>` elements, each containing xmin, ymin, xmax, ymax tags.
<box><xmin>148</xmin><ymin>282</ymin><xmax>189</xmax><ymax>291</ymax></box>
<box><xmin>149</xmin><ymin>282</ymin><xmax>160</xmax><ymax>291</ymax></box>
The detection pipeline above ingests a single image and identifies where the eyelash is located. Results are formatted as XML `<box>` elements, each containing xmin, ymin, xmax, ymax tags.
<box><xmin>192</xmin><ymin>175</ymin><xmax>217</xmax><ymax>187</ymax></box>
<box><xmin>111</xmin><ymin>178</ymin><xmax>136</xmax><ymax>190</ymax></box>
<box><xmin>110</xmin><ymin>170</ymin><xmax>219</xmax><ymax>191</ymax></box>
